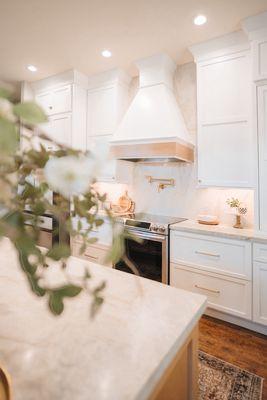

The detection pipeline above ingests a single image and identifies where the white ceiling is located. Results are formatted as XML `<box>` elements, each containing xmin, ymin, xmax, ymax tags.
<box><xmin>1</xmin><ymin>0</ymin><xmax>267</xmax><ymax>84</ymax></box>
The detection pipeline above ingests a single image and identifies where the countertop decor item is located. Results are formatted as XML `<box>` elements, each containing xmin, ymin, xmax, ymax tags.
<box><xmin>226</xmin><ymin>198</ymin><xmax>247</xmax><ymax>229</ymax></box>
<box><xmin>197</xmin><ymin>214</ymin><xmax>219</xmax><ymax>225</ymax></box>
<box><xmin>0</xmin><ymin>89</ymin><xmax>128</xmax><ymax>316</ymax></box>
<box><xmin>111</xmin><ymin>191</ymin><xmax>135</xmax><ymax>215</ymax></box>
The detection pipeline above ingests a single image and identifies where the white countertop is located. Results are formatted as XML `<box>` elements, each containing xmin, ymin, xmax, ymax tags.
<box><xmin>171</xmin><ymin>219</ymin><xmax>267</xmax><ymax>243</ymax></box>
<box><xmin>0</xmin><ymin>237</ymin><xmax>206</xmax><ymax>400</ymax></box>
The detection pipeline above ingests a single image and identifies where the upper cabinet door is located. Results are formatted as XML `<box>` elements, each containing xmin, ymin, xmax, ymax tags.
<box><xmin>52</xmin><ymin>85</ymin><xmax>72</xmax><ymax>114</ymax></box>
<box><xmin>35</xmin><ymin>85</ymin><xmax>72</xmax><ymax>116</ymax></box>
<box><xmin>258</xmin><ymin>85</ymin><xmax>267</xmax><ymax>232</ymax></box>
<box><xmin>41</xmin><ymin>113</ymin><xmax>72</xmax><ymax>150</ymax></box>
<box><xmin>50</xmin><ymin>113</ymin><xmax>72</xmax><ymax>147</ymax></box>
<box><xmin>252</xmin><ymin>38</ymin><xmax>267</xmax><ymax>81</ymax></box>
<box><xmin>36</xmin><ymin>91</ymin><xmax>53</xmax><ymax>116</ymax></box>
<box><xmin>197</xmin><ymin>51</ymin><xmax>254</xmax><ymax>188</ymax></box>
<box><xmin>87</xmin><ymin>87</ymin><xmax>117</xmax><ymax>137</ymax></box>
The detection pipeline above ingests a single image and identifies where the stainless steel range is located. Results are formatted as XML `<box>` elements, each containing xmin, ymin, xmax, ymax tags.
<box><xmin>115</xmin><ymin>213</ymin><xmax>186</xmax><ymax>284</ymax></box>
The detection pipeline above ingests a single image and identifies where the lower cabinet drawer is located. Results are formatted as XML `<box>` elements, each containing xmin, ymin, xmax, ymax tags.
<box><xmin>71</xmin><ymin>241</ymin><xmax>112</xmax><ymax>267</ymax></box>
<box><xmin>170</xmin><ymin>263</ymin><xmax>252</xmax><ymax>320</ymax></box>
<box><xmin>170</xmin><ymin>231</ymin><xmax>251</xmax><ymax>280</ymax></box>
<box><xmin>253</xmin><ymin>242</ymin><xmax>267</xmax><ymax>263</ymax></box>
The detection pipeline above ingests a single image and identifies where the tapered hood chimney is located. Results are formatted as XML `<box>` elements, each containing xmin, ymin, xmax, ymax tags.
<box><xmin>110</xmin><ymin>53</ymin><xmax>194</xmax><ymax>163</ymax></box>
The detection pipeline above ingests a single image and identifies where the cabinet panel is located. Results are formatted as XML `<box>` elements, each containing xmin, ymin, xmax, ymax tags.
<box><xmin>36</xmin><ymin>85</ymin><xmax>72</xmax><ymax>116</ymax></box>
<box><xmin>87</xmin><ymin>135</ymin><xmax>133</xmax><ymax>183</ymax></box>
<box><xmin>199</xmin><ymin>53</ymin><xmax>250</xmax><ymax>123</ymax></box>
<box><xmin>52</xmin><ymin>114</ymin><xmax>72</xmax><ymax>147</ymax></box>
<box><xmin>53</xmin><ymin>85</ymin><xmax>72</xmax><ymax>114</ymax></box>
<box><xmin>170</xmin><ymin>263</ymin><xmax>251</xmax><ymax>319</ymax></box>
<box><xmin>198</xmin><ymin>121</ymin><xmax>253</xmax><ymax>187</ymax></box>
<box><xmin>42</xmin><ymin>113</ymin><xmax>72</xmax><ymax>149</ymax></box>
<box><xmin>36</xmin><ymin>91</ymin><xmax>53</xmax><ymax>116</ymax></box>
<box><xmin>87</xmin><ymin>87</ymin><xmax>117</xmax><ymax>137</ymax></box>
<box><xmin>258</xmin><ymin>85</ymin><xmax>267</xmax><ymax>231</ymax></box>
<box><xmin>170</xmin><ymin>231</ymin><xmax>252</xmax><ymax>280</ymax></box>
<box><xmin>253</xmin><ymin>39</ymin><xmax>267</xmax><ymax>80</ymax></box>
<box><xmin>253</xmin><ymin>261</ymin><xmax>267</xmax><ymax>325</ymax></box>
<box><xmin>197</xmin><ymin>50</ymin><xmax>254</xmax><ymax>188</ymax></box>
<box><xmin>72</xmin><ymin>241</ymin><xmax>112</xmax><ymax>267</ymax></box>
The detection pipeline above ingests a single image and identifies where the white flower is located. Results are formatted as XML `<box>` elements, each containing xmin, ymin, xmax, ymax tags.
<box><xmin>44</xmin><ymin>155</ymin><xmax>96</xmax><ymax>198</ymax></box>
<box><xmin>0</xmin><ymin>98</ymin><xmax>16</xmax><ymax>122</ymax></box>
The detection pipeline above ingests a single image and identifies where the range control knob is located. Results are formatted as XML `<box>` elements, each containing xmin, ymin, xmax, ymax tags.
<box><xmin>158</xmin><ymin>226</ymin><xmax>166</xmax><ymax>233</ymax></box>
<box><xmin>152</xmin><ymin>224</ymin><xmax>159</xmax><ymax>232</ymax></box>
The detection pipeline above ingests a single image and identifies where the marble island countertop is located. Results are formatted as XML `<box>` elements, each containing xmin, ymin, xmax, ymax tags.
<box><xmin>0</xmin><ymin>237</ymin><xmax>206</xmax><ymax>400</ymax></box>
<box><xmin>171</xmin><ymin>219</ymin><xmax>267</xmax><ymax>243</ymax></box>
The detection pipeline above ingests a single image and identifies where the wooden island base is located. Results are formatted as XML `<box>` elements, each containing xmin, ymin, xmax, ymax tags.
<box><xmin>150</xmin><ymin>324</ymin><xmax>199</xmax><ymax>400</ymax></box>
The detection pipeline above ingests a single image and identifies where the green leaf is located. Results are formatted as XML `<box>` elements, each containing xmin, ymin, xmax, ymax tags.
<box><xmin>87</xmin><ymin>237</ymin><xmax>98</xmax><ymax>245</ymax></box>
<box><xmin>55</xmin><ymin>284</ymin><xmax>82</xmax><ymax>298</ymax></box>
<box><xmin>49</xmin><ymin>292</ymin><xmax>64</xmax><ymax>315</ymax></box>
<box><xmin>3</xmin><ymin>211</ymin><xmax>25</xmax><ymax>230</ymax></box>
<box><xmin>79</xmin><ymin>242</ymin><xmax>86</xmax><ymax>255</ymax></box>
<box><xmin>27</xmin><ymin>273</ymin><xmax>46</xmax><ymax>297</ymax></box>
<box><xmin>46</xmin><ymin>243</ymin><xmax>71</xmax><ymax>261</ymax></box>
<box><xmin>90</xmin><ymin>296</ymin><xmax>104</xmax><ymax>318</ymax></box>
<box><xmin>0</xmin><ymin>88</ymin><xmax>12</xmax><ymax>100</ymax></box>
<box><xmin>77</xmin><ymin>220</ymin><xmax>82</xmax><ymax>231</ymax></box>
<box><xmin>106</xmin><ymin>234</ymin><xmax>125</xmax><ymax>264</ymax></box>
<box><xmin>0</xmin><ymin>117</ymin><xmax>18</xmax><ymax>154</ymax></box>
<box><xmin>13</xmin><ymin>102</ymin><xmax>47</xmax><ymax>124</ymax></box>
<box><xmin>95</xmin><ymin>218</ymin><xmax>104</xmax><ymax>227</ymax></box>
<box><xmin>32</xmin><ymin>201</ymin><xmax>46</xmax><ymax>216</ymax></box>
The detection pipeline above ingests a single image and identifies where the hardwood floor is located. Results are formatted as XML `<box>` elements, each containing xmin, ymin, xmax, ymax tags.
<box><xmin>199</xmin><ymin>316</ymin><xmax>267</xmax><ymax>399</ymax></box>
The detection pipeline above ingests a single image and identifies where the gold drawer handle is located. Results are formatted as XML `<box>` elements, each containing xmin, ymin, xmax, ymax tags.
<box><xmin>194</xmin><ymin>284</ymin><xmax>220</xmax><ymax>294</ymax></box>
<box><xmin>195</xmin><ymin>250</ymin><xmax>220</xmax><ymax>258</ymax></box>
<box><xmin>85</xmin><ymin>253</ymin><xmax>98</xmax><ymax>260</ymax></box>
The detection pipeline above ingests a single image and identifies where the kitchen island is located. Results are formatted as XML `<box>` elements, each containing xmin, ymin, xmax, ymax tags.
<box><xmin>0</xmin><ymin>237</ymin><xmax>206</xmax><ymax>400</ymax></box>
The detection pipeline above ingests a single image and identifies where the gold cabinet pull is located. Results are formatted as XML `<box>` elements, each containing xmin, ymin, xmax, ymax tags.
<box><xmin>195</xmin><ymin>250</ymin><xmax>220</xmax><ymax>258</ymax></box>
<box><xmin>194</xmin><ymin>284</ymin><xmax>220</xmax><ymax>294</ymax></box>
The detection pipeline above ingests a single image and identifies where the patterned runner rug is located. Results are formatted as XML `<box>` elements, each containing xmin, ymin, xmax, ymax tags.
<box><xmin>199</xmin><ymin>351</ymin><xmax>263</xmax><ymax>400</ymax></box>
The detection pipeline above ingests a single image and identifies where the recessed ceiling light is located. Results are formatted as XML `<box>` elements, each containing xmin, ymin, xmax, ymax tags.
<box><xmin>27</xmin><ymin>65</ymin><xmax>37</xmax><ymax>72</ymax></box>
<box><xmin>101</xmin><ymin>50</ymin><xmax>112</xmax><ymax>58</ymax></box>
<box><xmin>194</xmin><ymin>15</ymin><xmax>207</xmax><ymax>26</ymax></box>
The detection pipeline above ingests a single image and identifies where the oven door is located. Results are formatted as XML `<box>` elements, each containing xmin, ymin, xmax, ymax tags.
<box><xmin>115</xmin><ymin>230</ymin><xmax>168</xmax><ymax>284</ymax></box>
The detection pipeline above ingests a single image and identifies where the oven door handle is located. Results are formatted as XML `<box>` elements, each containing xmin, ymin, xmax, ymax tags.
<box><xmin>127</xmin><ymin>231</ymin><xmax>166</xmax><ymax>241</ymax></box>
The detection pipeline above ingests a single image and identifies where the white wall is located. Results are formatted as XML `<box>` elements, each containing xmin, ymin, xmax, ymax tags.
<box><xmin>98</xmin><ymin>62</ymin><xmax>254</xmax><ymax>228</ymax></box>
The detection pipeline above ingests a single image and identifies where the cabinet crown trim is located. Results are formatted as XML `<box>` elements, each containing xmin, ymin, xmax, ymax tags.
<box><xmin>242</xmin><ymin>11</ymin><xmax>267</xmax><ymax>40</ymax></box>
<box><xmin>189</xmin><ymin>31</ymin><xmax>249</xmax><ymax>62</ymax></box>
<box><xmin>87</xmin><ymin>68</ymin><xmax>131</xmax><ymax>90</ymax></box>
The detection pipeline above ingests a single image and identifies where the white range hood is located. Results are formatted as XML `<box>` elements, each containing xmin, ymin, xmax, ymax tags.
<box><xmin>110</xmin><ymin>53</ymin><xmax>194</xmax><ymax>163</ymax></box>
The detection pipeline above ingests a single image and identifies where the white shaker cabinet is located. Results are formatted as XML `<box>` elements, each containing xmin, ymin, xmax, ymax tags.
<box><xmin>30</xmin><ymin>70</ymin><xmax>87</xmax><ymax>151</ymax></box>
<box><xmin>87</xmin><ymin>134</ymin><xmax>134</xmax><ymax>183</ymax></box>
<box><xmin>258</xmin><ymin>85</ymin><xmax>267</xmax><ymax>232</ymax></box>
<box><xmin>87</xmin><ymin>69</ymin><xmax>134</xmax><ymax>184</ymax></box>
<box><xmin>190</xmin><ymin>32</ymin><xmax>254</xmax><ymax>188</ymax></box>
<box><xmin>252</xmin><ymin>38</ymin><xmax>267</xmax><ymax>81</ymax></box>
<box><xmin>170</xmin><ymin>230</ymin><xmax>252</xmax><ymax>320</ymax></box>
<box><xmin>242</xmin><ymin>12</ymin><xmax>267</xmax><ymax>81</ymax></box>
<box><xmin>35</xmin><ymin>84</ymin><xmax>72</xmax><ymax>116</ymax></box>
<box><xmin>42</xmin><ymin>113</ymin><xmax>72</xmax><ymax>150</ymax></box>
<box><xmin>253</xmin><ymin>243</ymin><xmax>267</xmax><ymax>326</ymax></box>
